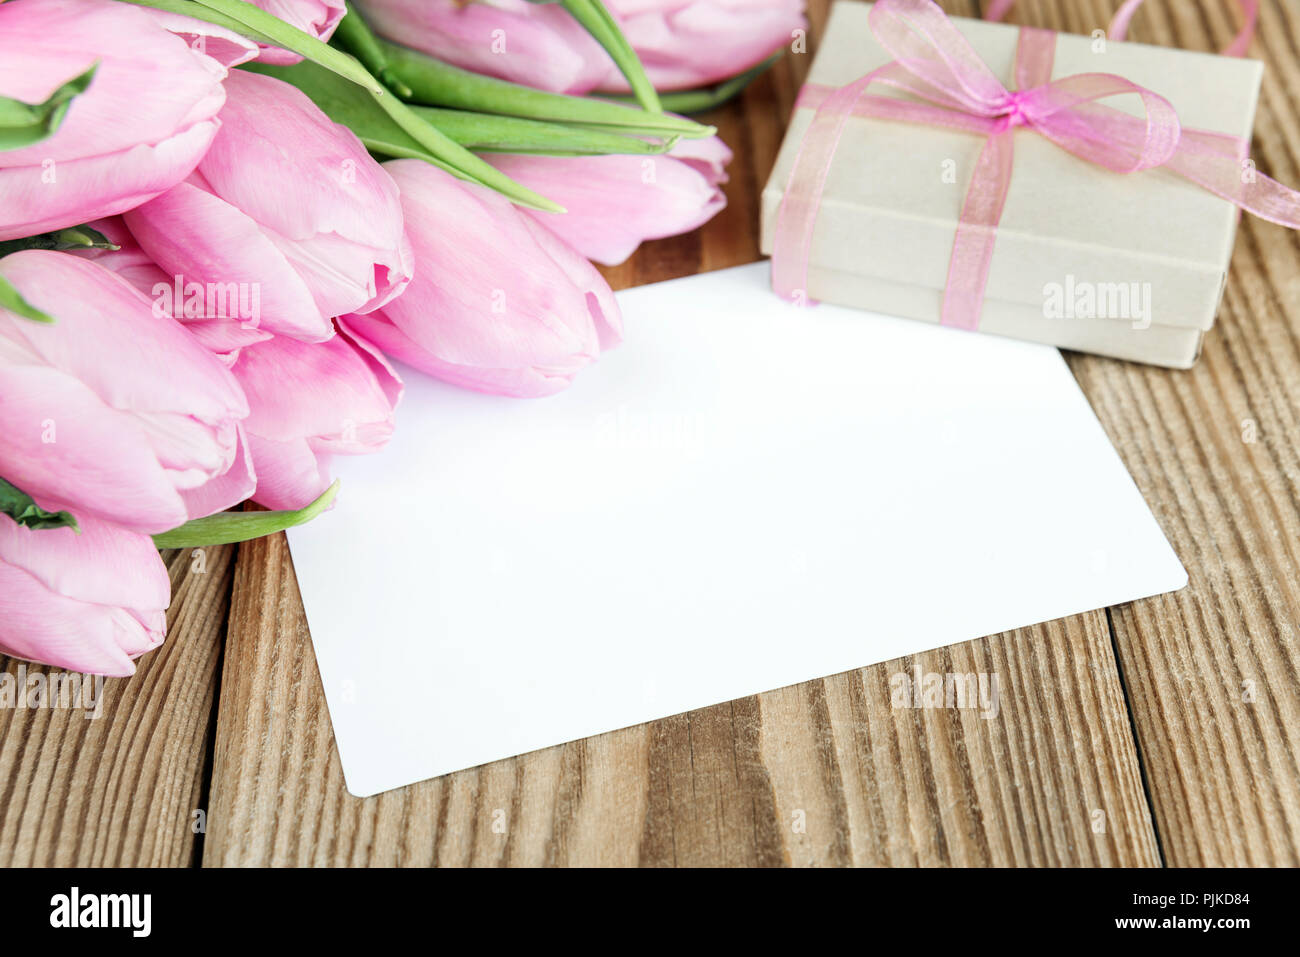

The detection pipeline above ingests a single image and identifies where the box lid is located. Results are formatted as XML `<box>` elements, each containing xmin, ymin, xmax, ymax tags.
<box><xmin>760</xmin><ymin>0</ymin><xmax>1264</xmax><ymax>331</ymax></box>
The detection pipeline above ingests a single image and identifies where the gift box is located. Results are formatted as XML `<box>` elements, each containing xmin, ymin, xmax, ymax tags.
<box><xmin>760</xmin><ymin>0</ymin><xmax>1266</xmax><ymax>367</ymax></box>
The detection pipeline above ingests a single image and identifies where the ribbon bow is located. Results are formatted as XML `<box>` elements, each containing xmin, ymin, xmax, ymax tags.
<box><xmin>772</xmin><ymin>0</ymin><xmax>1300</xmax><ymax>332</ymax></box>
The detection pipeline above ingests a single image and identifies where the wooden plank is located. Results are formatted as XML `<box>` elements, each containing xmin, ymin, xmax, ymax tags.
<box><xmin>994</xmin><ymin>0</ymin><xmax>1300</xmax><ymax>863</ymax></box>
<box><xmin>203</xmin><ymin>0</ymin><xmax>1161</xmax><ymax>866</ymax></box>
<box><xmin>205</xmin><ymin>529</ymin><xmax>655</xmax><ymax>867</ymax></box>
<box><xmin>207</xmin><ymin>526</ymin><xmax>1158</xmax><ymax>866</ymax></box>
<box><xmin>648</xmin><ymin>614</ymin><xmax>1158</xmax><ymax>866</ymax></box>
<box><xmin>0</xmin><ymin>546</ymin><xmax>233</xmax><ymax>866</ymax></box>
<box><xmin>1071</xmin><ymin>9</ymin><xmax>1300</xmax><ymax>865</ymax></box>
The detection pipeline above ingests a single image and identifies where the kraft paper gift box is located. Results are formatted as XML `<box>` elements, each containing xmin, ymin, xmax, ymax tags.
<box><xmin>759</xmin><ymin>0</ymin><xmax>1265</xmax><ymax>367</ymax></box>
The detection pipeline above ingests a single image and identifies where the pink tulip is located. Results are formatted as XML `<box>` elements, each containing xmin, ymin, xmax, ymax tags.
<box><xmin>146</xmin><ymin>1</ymin><xmax>343</xmax><ymax>66</ymax></box>
<box><xmin>599</xmin><ymin>0</ymin><xmax>807</xmax><ymax>91</ymax></box>
<box><xmin>246</xmin><ymin>0</ymin><xmax>348</xmax><ymax>65</ymax></box>
<box><xmin>125</xmin><ymin>70</ymin><xmax>413</xmax><ymax>344</ymax></box>
<box><xmin>357</xmin><ymin>0</ymin><xmax>609</xmax><ymax>94</ymax></box>
<box><xmin>342</xmin><ymin>160</ymin><xmax>621</xmax><ymax>398</ymax></box>
<box><xmin>0</xmin><ymin>0</ymin><xmax>232</xmax><ymax>242</ymax></box>
<box><xmin>0</xmin><ymin>514</ymin><xmax>170</xmax><ymax>678</ymax></box>
<box><xmin>136</xmin><ymin>10</ymin><xmax>261</xmax><ymax>68</ymax></box>
<box><xmin>71</xmin><ymin>218</ymin><xmax>273</xmax><ymax>365</ymax></box>
<box><xmin>231</xmin><ymin>326</ymin><xmax>402</xmax><ymax>510</ymax></box>
<box><xmin>0</xmin><ymin>251</ymin><xmax>253</xmax><ymax>536</ymax></box>
<box><xmin>487</xmin><ymin>135</ymin><xmax>731</xmax><ymax>265</ymax></box>
<box><xmin>355</xmin><ymin>0</ymin><xmax>805</xmax><ymax>93</ymax></box>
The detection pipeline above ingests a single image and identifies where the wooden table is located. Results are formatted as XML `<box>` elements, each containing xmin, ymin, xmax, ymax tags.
<box><xmin>2</xmin><ymin>0</ymin><xmax>1298</xmax><ymax>867</ymax></box>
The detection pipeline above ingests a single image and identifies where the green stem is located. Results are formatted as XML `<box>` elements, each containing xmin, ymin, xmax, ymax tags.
<box><xmin>254</xmin><ymin>59</ymin><xmax>674</xmax><ymax>168</ymax></box>
<box><xmin>0</xmin><ymin>64</ymin><xmax>98</xmax><ymax>152</ymax></box>
<box><xmin>152</xmin><ymin>481</ymin><xmax>339</xmax><ymax>547</ymax></box>
<box><xmin>0</xmin><ymin>477</ymin><xmax>77</xmax><ymax>531</ymax></box>
<box><xmin>559</xmin><ymin>0</ymin><xmax>661</xmax><ymax>114</ymax></box>
<box><xmin>115</xmin><ymin>0</ymin><xmax>562</xmax><ymax>211</ymax></box>
<box><xmin>409</xmin><ymin>107</ymin><xmax>676</xmax><ymax>155</ymax></box>
<box><xmin>601</xmin><ymin>53</ymin><xmax>782</xmax><ymax>115</ymax></box>
<box><xmin>331</xmin><ymin>2</ymin><xmax>413</xmax><ymax>98</ymax></box>
<box><xmin>0</xmin><ymin>274</ymin><xmax>53</xmax><ymax>323</ymax></box>
<box><xmin>0</xmin><ymin>225</ymin><xmax>118</xmax><ymax>257</ymax></box>
<box><xmin>381</xmin><ymin>42</ymin><xmax>713</xmax><ymax>138</ymax></box>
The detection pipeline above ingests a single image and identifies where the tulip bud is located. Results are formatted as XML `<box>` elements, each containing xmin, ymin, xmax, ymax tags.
<box><xmin>0</xmin><ymin>251</ymin><xmax>253</xmax><ymax>535</ymax></box>
<box><xmin>487</xmin><ymin>135</ymin><xmax>731</xmax><ymax>265</ymax></box>
<box><xmin>600</xmin><ymin>0</ymin><xmax>807</xmax><ymax>92</ymax></box>
<box><xmin>0</xmin><ymin>514</ymin><xmax>170</xmax><ymax>677</ymax></box>
<box><xmin>231</xmin><ymin>326</ymin><xmax>402</xmax><ymax>511</ymax></box>
<box><xmin>355</xmin><ymin>0</ymin><xmax>807</xmax><ymax>93</ymax></box>
<box><xmin>0</xmin><ymin>0</ymin><xmax>232</xmax><ymax>241</ymax></box>
<box><xmin>343</xmin><ymin>160</ymin><xmax>622</xmax><ymax>398</ymax></box>
<box><xmin>358</xmin><ymin>0</ymin><xmax>610</xmax><ymax>94</ymax></box>
<box><xmin>125</xmin><ymin>69</ymin><xmax>413</xmax><ymax>343</ymax></box>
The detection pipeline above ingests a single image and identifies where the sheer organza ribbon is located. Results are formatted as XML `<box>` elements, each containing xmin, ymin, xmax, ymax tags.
<box><xmin>986</xmin><ymin>0</ymin><xmax>1260</xmax><ymax>58</ymax></box>
<box><xmin>770</xmin><ymin>0</ymin><xmax>1299</xmax><ymax>331</ymax></box>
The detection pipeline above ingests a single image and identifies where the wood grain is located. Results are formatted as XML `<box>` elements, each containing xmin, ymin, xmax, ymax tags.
<box><xmin>1000</xmin><ymin>0</ymin><xmax>1300</xmax><ymax>866</ymax></box>
<box><xmin>199</xmin><ymin>0</ymin><xmax>1170</xmax><ymax>867</ymax></box>
<box><xmin>6</xmin><ymin>0</ymin><xmax>1298</xmax><ymax>868</ymax></box>
<box><xmin>204</xmin><ymin>525</ymin><xmax>1159</xmax><ymax>866</ymax></box>
<box><xmin>0</xmin><ymin>546</ymin><xmax>232</xmax><ymax>866</ymax></box>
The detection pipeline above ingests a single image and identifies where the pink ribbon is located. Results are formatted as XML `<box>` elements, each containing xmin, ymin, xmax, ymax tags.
<box><xmin>986</xmin><ymin>0</ymin><xmax>1260</xmax><ymax>58</ymax></box>
<box><xmin>771</xmin><ymin>0</ymin><xmax>1300</xmax><ymax>331</ymax></box>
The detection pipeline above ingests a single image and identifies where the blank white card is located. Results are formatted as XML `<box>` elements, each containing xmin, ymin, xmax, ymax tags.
<box><xmin>288</xmin><ymin>262</ymin><xmax>1186</xmax><ymax>797</ymax></box>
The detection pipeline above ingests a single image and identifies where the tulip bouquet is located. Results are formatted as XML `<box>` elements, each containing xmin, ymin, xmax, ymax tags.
<box><xmin>0</xmin><ymin>0</ymin><xmax>806</xmax><ymax>675</ymax></box>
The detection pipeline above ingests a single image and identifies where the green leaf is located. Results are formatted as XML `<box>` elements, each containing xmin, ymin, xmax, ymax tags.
<box><xmin>559</xmin><ymin>0</ymin><xmax>661</xmax><ymax>114</ymax></box>
<box><xmin>0</xmin><ymin>478</ymin><xmax>78</xmax><ymax>532</ymax></box>
<box><xmin>118</xmin><ymin>0</ymin><xmax>562</xmax><ymax>211</ymax></box>
<box><xmin>0</xmin><ymin>64</ymin><xmax>97</xmax><ymax>152</ymax></box>
<box><xmin>602</xmin><ymin>52</ymin><xmax>782</xmax><ymax>115</ymax></box>
<box><xmin>0</xmin><ymin>225</ymin><xmax>119</xmax><ymax>257</ymax></box>
<box><xmin>410</xmin><ymin>107</ymin><xmax>677</xmax><ymax>155</ymax></box>
<box><xmin>330</xmin><ymin>2</ymin><xmax>413</xmax><ymax>98</ymax></box>
<box><xmin>245</xmin><ymin>60</ymin><xmax>446</xmax><ymax>165</ymax></box>
<box><xmin>381</xmin><ymin>41</ymin><xmax>713</xmax><ymax>139</ymax></box>
<box><xmin>152</xmin><ymin>481</ymin><xmax>339</xmax><ymax>548</ymax></box>
<box><xmin>252</xmin><ymin>60</ymin><xmax>674</xmax><ymax>160</ymax></box>
<box><xmin>0</xmin><ymin>273</ymin><xmax>53</xmax><ymax>323</ymax></box>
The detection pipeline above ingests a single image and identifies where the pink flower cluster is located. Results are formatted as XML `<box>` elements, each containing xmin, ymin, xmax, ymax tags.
<box><xmin>0</xmin><ymin>0</ymin><xmax>734</xmax><ymax>675</ymax></box>
<box><xmin>360</xmin><ymin>0</ymin><xmax>808</xmax><ymax>95</ymax></box>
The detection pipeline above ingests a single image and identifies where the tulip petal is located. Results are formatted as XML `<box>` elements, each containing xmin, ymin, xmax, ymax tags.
<box><xmin>361</xmin><ymin>0</ymin><xmax>611</xmax><ymax>94</ymax></box>
<box><xmin>0</xmin><ymin>514</ymin><xmax>170</xmax><ymax>612</ymax></box>
<box><xmin>489</xmin><ymin>140</ymin><xmax>729</xmax><ymax>266</ymax></box>
<box><xmin>0</xmin><ymin>0</ymin><xmax>229</xmax><ymax>164</ymax></box>
<box><xmin>139</xmin><ymin>10</ymin><xmax>262</xmax><ymax>67</ymax></box>
<box><xmin>0</xmin><ymin>252</ymin><xmax>249</xmax><ymax>422</ymax></box>
<box><xmin>126</xmin><ymin>180</ymin><xmax>334</xmax><ymax>342</ymax></box>
<box><xmin>0</xmin><ymin>364</ymin><xmax>189</xmax><ymax>534</ymax></box>
<box><xmin>0</xmin><ymin>566</ymin><xmax>141</xmax><ymax>677</ymax></box>
<box><xmin>244</xmin><ymin>433</ymin><xmax>333</xmax><ymax>512</ymax></box>
<box><xmin>247</xmin><ymin>0</ymin><xmax>347</xmax><ymax>65</ymax></box>
<box><xmin>599</xmin><ymin>0</ymin><xmax>807</xmax><ymax>91</ymax></box>
<box><xmin>232</xmin><ymin>330</ymin><xmax>399</xmax><ymax>447</ymax></box>
<box><xmin>0</xmin><ymin>512</ymin><xmax>170</xmax><ymax>677</ymax></box>
<box><xmin>0</xmin><ymin>120</ymin><xmax>220</xmax><ymax>243</ymax></box>
<box><xmin>379</xmin><ymin>161</ymin><xmax>605</xmax><ymax>369</ymax></box>
<box><xmin>0</xmin><ymin>251</ymin><xmax>253</xmax><ymax>534</ymax></box>
<box><xmin>342</xmin><ymin>311</ymin><xmax>585</xmax><ymax>397</ymax></box>
<box><xmin>177</xmin><ymin>424</ymin><xmax>257</xmax><ymax>521</ymax></box>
